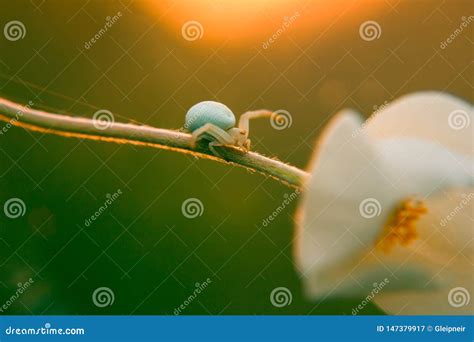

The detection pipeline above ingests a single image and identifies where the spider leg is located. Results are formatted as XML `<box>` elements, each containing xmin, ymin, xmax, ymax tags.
<box><xmin>190</xmin><ymin>123</ymin><xmax>234</xmax><ymax>156</ymax></box>
<box><xmin>243</xmin><ymin>138</ymin><xmax>251</xmax><ymax>151</ymax></box>
<box><xmin>208</xmin><ymin>141</ymin><xmax>226</xmax><ymax>158</ymax></box>
<box><xmin>237</xmin><ymin>110</ymin><xmax>273</xmax><ymax>140</ymax></box>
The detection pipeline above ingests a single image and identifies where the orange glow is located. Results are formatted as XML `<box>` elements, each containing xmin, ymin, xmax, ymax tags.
<box><xmin>146</xmin><ymin>0</ymin><xmax>376</xmax><ymax>44</ymax></box>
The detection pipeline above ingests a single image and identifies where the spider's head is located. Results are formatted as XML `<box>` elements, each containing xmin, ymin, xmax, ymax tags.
<box><xmin>224</xmin><ymin>127</ymin><xmax>247</xmax><ymax>146</ymax></box>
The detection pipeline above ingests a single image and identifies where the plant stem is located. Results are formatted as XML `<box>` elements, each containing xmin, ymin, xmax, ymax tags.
<box><xmin>0</xmin><ymin>98</ymin><xmax>308</xmax><ymax>188</ymax></box>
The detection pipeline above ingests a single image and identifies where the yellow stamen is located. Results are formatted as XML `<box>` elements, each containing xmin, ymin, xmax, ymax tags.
<box><xmin>375</xmin><ymin>198</ymin><xmax>428</xmax><ymax>254</ymax></box>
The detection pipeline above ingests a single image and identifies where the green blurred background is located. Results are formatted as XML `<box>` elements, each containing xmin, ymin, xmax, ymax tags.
<box><xmin>0</xmin><ymin>0</ymin><xmax>472</xmax><ymax>314</ymax></box>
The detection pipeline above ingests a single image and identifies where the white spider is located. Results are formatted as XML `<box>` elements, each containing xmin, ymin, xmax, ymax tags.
<box><xmin>185</xmin><ymin>101</ymin><xmax>273</xmax><ymax>157</ymax></box>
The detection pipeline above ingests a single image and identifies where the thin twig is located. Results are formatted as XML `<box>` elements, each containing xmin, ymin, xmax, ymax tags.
<box><xmin>0</xmin><ymin>98</ymin><xmax>308</xmax><ymax>187</ymax></box>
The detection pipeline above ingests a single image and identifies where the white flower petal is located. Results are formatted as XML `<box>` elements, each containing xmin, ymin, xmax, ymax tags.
<box><xmin>376</xmin><ymin>138</ymin><xmax>473</xmax><ymax>195</ymax></box>
<box><xmin>365</xmin><ymin>91</ymin><xmax>473</xmax><ymax>156</ymax></box>
<box><xmin>295</xmin><ymin>111</ymin><xmax>400</xmax><ymax>298</ymax></box>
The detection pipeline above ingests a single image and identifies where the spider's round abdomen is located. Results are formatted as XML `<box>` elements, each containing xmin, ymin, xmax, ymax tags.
<box><xmin>185</xmin><ymin>101</ymin><xmax>236</xmax><ymax>132</ymax></box>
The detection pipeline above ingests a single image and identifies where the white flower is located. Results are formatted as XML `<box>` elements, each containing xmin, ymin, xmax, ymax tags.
<box><xmin>295</xmin><ymin>92</ymin><xmax>473</xmax><ymax>314</ymax></box>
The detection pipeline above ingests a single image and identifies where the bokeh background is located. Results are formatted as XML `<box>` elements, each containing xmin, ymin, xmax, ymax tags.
<box><xmin>0</xmin><ymin>0</ymin><xmax>472</xmax><ymax>315</ymax></box>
